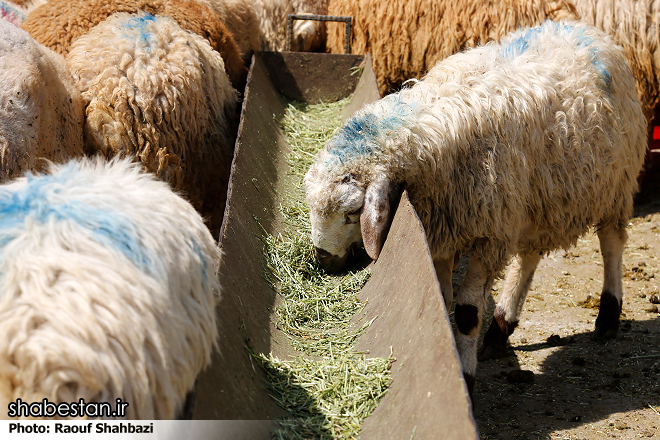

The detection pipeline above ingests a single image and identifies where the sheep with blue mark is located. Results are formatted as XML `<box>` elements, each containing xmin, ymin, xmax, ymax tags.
<box><xmin>0</xmin><ymin>19</ymin><xmax>84</xmax><ymax>182</ymax></box>
<box><xmin>1</xmin><ymin>1</ymin><xmax>26</xmax><ymax>26</ymax></box>
<box><xmin>0</xmin><ymin>157</ymin><xmax>220</xmax><ymax>420</ymax></box>
<box><xmin>304</xmin><ymin>20</ymin><xmax>647</xmax><ymax>396</ymax></box>
<box><xmin>21</xmin><ymin>0</ymin><xmax>248</xmax><ymax>92</ymax></box>
<box><xmin>65</xmin><ymin>11</ymin><xmax>239</xmax><ymax>237</ymax></box>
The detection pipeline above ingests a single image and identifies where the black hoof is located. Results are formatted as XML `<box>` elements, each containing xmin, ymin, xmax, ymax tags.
<box><xmin>479</xmin><ymin>306</ymin><xmax>517</xmax><ymax>361</ymax></box>
<box><xmin>591</xmin><ymin>325</ymin><xmax>618</xmax><ymax>341</ymax></box>
<box><xmin>593</xmin><ymin>290</ymin><xmax>621</xmax><ymax>341</ymax></box>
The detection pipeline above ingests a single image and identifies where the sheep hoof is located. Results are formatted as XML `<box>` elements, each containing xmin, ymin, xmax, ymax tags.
<box><xmin>478</xmin><ymin>308</ymin><xmax>517</xmax><ymax>361</ymax></box>
<box><xmin>591</xmin><ymin>325</ymin><xmax>618</xmax><ymax>341</ymax></box>
<box><xmin>592</xmin><ymin>290</ymin><xmax>621</xmax><ymax>341</ymax></box>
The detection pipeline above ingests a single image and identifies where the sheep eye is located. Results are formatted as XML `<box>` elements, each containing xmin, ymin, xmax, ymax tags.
<box><xmin>345</xmin><ymin>214</ymin><xmax>359</xmax><ymax>224</ymax></box>
<box><xmin>341</xmin><ymin>173</ymin><xmax>355</xmax><ymax>184</ymax></box>
<box><xmin>344</xmin><ymin>208</ymin><xmax>361</xmax><ymax>224</ymax></box>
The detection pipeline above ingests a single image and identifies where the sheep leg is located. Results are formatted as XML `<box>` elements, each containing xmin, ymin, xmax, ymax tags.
<box><xmin>593</xmin><ymin>225</ymin><xmax>627</xmax><ymax>340</ymax></box>
<box><xmin>478</xmin><ymin>251</ymin><xmax>542</xmax><ymax>361</ymax></box>
<box><xmin>434</xmin><ymin>255</ymin><xmax>455</xmax><ymax>309</ymax></box>
<box><xmin>454</xmin><ymin>255</ymin><xmax>493</xmax><ymax>397</ymax></box>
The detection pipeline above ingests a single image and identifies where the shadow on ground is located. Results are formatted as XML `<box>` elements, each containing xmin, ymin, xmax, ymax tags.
<box><xmin>462</xmin><ymin>177</ymin><xmax>660</xmax><ymax>439</ymax></box>
<box><xmin>473</xmin><ymin>314</ymin><xmax>660</xmax><ymax>440</ymax></box>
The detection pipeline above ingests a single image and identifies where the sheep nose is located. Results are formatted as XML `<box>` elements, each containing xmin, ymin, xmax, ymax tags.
<box><xmin>314</xmin><ymin>247</ymin><xmax>349</xmax><ymax>273</ymax></box>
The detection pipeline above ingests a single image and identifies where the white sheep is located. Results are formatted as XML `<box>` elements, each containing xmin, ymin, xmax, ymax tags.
<box><xmin>65</xmin><ymin>11</ymin><xmax>239</xmax><ymax>236</ymax></box>
<box><xmin>0</xmin><ymin>157</ymin><xmax>220</xmax><ymax>420</ymax></box>
<box><xmin>304</xmin><ymin>20</ymin><xmax>647</xmax><ymax>395</ymax></box>
<box><xmin>0</xmin><ymin>19</ymin><xmax>84</xmax><ymax>181</ymax></box>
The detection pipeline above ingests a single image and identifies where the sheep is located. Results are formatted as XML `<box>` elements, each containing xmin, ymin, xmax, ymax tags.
<box><xmin>303</xmin><ymin>20</ymin><xmax>647</xmax><ymax>395</ymax></box>
<box><xmin>199</xmin><ymin>0</ymin><xmax>262</xmax><ymax>65</ymax></box>
<box><xmin>253</xmin><ymin>0</ymin><xmax>329</xmax><ymax>52</ymax></box>
<box><xmin>0</xmin><ymin>157</ymin><xmax>220</xmax><ymax>420</ymax></box>
<box><xmin>0</xmin><ymin>19</ymin><xmax>84</xmax><ymax>182</ymax></box>
<box><xmin>326</xmin><ymin>0</ymin><xmax>579</xmax><ymax>95</ymax></box>
<box><xmin>1</xmin><ymin>1</ymin><xmax>26</xmax><ymax>26</ymax></box>
<box><xmin>65</xmin><ymin>11</ymin><xmax>239</xmax><ymax>237</ymax></box>
<box><xmin>20</xmin><ymin>0</ymin><xmax>248</xmax><ymax>91</ymax></box>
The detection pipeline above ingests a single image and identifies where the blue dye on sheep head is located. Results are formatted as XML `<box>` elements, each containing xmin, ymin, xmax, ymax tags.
<box><xmin>324</xmin><ymin>96</ymin><xmax>416</xmax><ymax>169</ymax></box>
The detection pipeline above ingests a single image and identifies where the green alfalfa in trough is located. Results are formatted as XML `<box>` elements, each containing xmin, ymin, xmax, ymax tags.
<box><xmin>252</xmin><ymin>99</ymin><xmax>393</xmax><ymax>439</ymax></box>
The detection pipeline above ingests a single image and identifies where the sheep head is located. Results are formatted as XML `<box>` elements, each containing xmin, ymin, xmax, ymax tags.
<box><xmin>304</xmin><ymin>162</ymin><xmax>394</xmax><ymax>273</ymax></box>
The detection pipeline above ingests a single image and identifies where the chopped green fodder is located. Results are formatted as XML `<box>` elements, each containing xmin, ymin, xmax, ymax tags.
<box><xmin>254</xmin><ymin>99</ymin><xmax>393</xmax><ymax>439</ymax></box>
<box><xmin>255</xmin><ymin>352</ymin><xmax>392</xmax><ymax>440</ymax></box>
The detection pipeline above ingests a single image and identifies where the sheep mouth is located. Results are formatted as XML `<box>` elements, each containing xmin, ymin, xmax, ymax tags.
<box><xmin>315</xmin><ymin>242</ymin><xmax>363</xmax><ymax>273</ymax></box>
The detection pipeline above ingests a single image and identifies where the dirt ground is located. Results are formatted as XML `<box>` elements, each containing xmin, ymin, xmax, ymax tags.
<box><xmin>464</xmin><ymin>175</ymin><xmax>660</xmax><ymax>440</ymax></box>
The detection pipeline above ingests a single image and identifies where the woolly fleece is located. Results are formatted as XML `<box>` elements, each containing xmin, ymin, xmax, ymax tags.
<box><xmin>0</xmin><ymin>157</ymin><xmax>220</xmax><ymax>419</ymax></box>
<box><xmin>66</xmin><ymin>12</ymin><xmax>239</xmax><ymax>235</ymax></box>
<box><xmin>0</xmin><ymin>19</ymin><xmax>83</xmax><ymax>182</ymax></box>
<box><xmin>21</xmin><ymin>0</ymin><xmax>248</xmax><ymax>91</ymax></box>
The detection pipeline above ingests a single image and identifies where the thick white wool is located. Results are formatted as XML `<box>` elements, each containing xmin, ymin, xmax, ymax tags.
<box><xmin>0</xmin><ymin>19</ymin><xmax>83</xmax><ymax>182</ymax></box>
<box><xmin>0</xmin><ymin>157</ymin><xmax>220</xmax><ymax>419</ymax></box>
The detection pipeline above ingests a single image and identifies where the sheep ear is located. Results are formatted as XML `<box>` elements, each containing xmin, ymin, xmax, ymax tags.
<box><xmin>360</xmin><ymin>179</ymin><xmax>392</xmax><ymax>260</ymax></box>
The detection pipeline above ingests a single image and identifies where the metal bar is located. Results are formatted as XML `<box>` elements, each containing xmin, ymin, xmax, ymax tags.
<box><xmin>285</xmin><ymin>14</ymin><xmax>352</xmax><ymax>54</ymax></box>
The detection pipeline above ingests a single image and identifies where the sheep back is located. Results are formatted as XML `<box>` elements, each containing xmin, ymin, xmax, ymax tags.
<box><xmin>0</xmin><ymin>19</ymin><xmax>83</xmax><ymax>182</ymax></box>
<box><xmin>21</xmin><ymin>0</ymin><xmax>247</xmax><ymax>91</ymax></box>
<box><xmin>0</xmin><ymin>157</ymin><xmax>220</xmax><ymax>420</ymax></box>
<box><xmin>327</xmin><ymin>0</ymin><xmax>579</xmax><ymax>94</ymax></box>
<box><xmin>66</xmin><ymin>12</ymin><xmax>239</xmax><ymax>233</ymax></box>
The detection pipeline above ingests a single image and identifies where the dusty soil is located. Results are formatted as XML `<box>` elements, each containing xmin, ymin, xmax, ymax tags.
<box><xmin>465</xmin><ymin>177</ymin><xmax>660</xmax><ymax>440</ymax></box>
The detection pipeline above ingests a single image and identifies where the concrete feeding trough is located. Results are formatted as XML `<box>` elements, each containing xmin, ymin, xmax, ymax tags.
<box><xmin>193</xmin><ymin>51</ymin><xmax>478</xmax><ymax>439</ymax></box>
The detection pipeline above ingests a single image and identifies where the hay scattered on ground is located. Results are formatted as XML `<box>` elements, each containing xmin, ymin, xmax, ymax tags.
<box><xmin>253</xmin><ymin>99</ymin><xmax>393</xmax><ymax>439</ymax></box>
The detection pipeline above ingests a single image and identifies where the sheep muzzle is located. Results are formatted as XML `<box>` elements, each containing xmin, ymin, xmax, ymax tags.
<box><xmin>314</xmin><ymin>246</ymin><xmax>351</xmax><ymax>273</ymax></box>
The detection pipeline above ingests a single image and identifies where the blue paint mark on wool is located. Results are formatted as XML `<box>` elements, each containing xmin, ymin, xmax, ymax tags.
<box><xmin>122</xmin><ymin>12</ymin><xmax>157</xmax><ymax>49</ymax></box>
<box><xmin>499</xmin><ymin>21</ymin><xmax>613</xmax><ymax>94</ymax></box>
<box><xmin>1</xmin><ymin>2</ymin><xmax>26</xmax><ymax>23</ymax></box>
<box><xmin>0</xmin><ymin>165</ymin><xmax>156</xmax><ymax>276</ymax></box>
<box><xmin>498</xmin><ymin>26</ymin><xmax>544</xmax><ymax>60</ymax></box>
<box><xmin>189</xmin><ymin>238</ymin><xmax>210</xmax><ymax>290</ymax></box>
<box><xmin>325</xmin><ymin>97</ymin><xmax>416</xmax><ymax>167</ymax></box>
